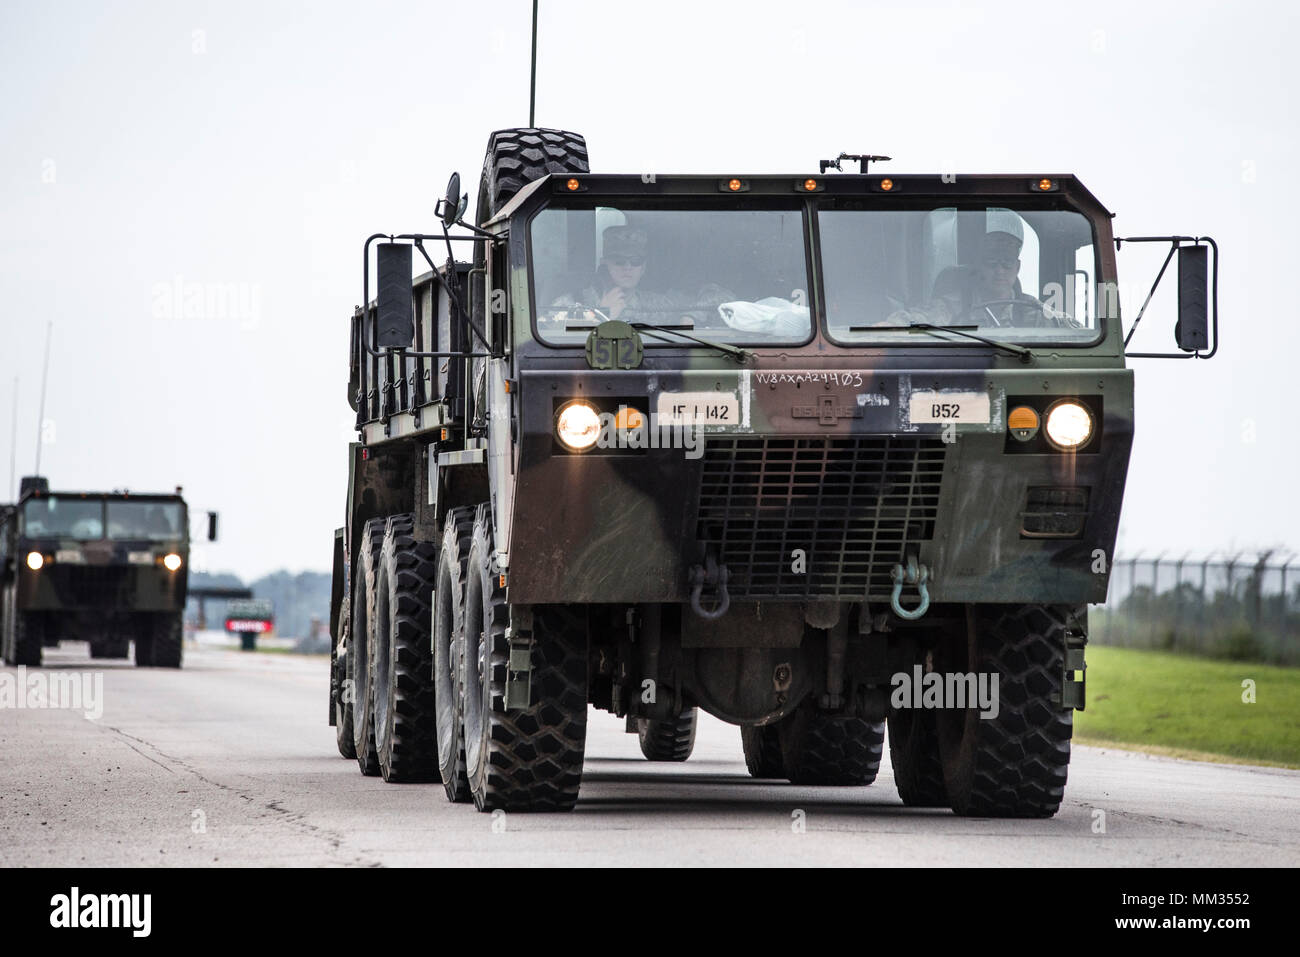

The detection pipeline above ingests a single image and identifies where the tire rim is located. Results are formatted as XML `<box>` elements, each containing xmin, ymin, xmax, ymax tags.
<box><xmin>461</xmin><ymin>566</ymin><xmax>485</xmax><ymax>777</ymax></box>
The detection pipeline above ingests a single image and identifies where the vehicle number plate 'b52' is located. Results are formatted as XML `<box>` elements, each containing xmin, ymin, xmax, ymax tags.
<box><xmin>657</xmin><ymin>392</ymin><xmax>739</xmax><ymax>426</ymax></box>
<box><xmin>908</xmin><ymin>391</ymin><xmax>991</xmax><ymax>424</ymax></box>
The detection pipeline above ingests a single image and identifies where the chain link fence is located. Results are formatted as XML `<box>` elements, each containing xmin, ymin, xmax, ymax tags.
<box><xmin>1089</xmin><ymin>553</ymin><xmax>1300</xmax><ymax>665</ymax></box>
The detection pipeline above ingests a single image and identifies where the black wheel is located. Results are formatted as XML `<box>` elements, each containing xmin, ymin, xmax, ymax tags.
<box><xmin>144</xmin><ymin>612</ymin><xmax>183</xmax><ymax>668</ymax></box>
<box><xmin>333</xmin><ymin>594</ymin><xmax>356</xmax><ymax>759</ymax></box>
<box><xmin>778</xmin><ymin>703</ymin><xmax>885</xmax><ymax>786</ymax></box>
<box><xmin>434</xmin><ymin>507</ymin><xmax>475</xmax><ymax>802</ymax></box>
<box><xmin>90</xmin><ymin>639</ymin><xmax>130</xmax><ymax>660</ymax></box>
<box><xmin>133</xmin><ymin>613</ymin><xmax>155</xmax><ymax>666</ymax></box>
<box><xmin>887</xmin><ymin>707</ymin><xmax>948</xmax><ymax>808</ymax></box>
<box><xmin>350</xmin><ymin>518</ymin><xmax>386</xmax><ymax>776</ymax></box>
<box><xmin>740</xmin><ymin>723</ymin><xmax>786</xmax><ymax>779</ymax></box>
<box><xmin>462</xmin><ymin>506</ymin><xmax>588</xmax><ymax>812</ymax></box>
<box><xmin>4</xmin><ymin>610</ymin><xmax>43</xmax><ymax>667</ymax></box>
<box><xmin>372</xmin><ymin>515</ymin><xmax>440</xmax><ymax>783</ymax></box>
<box><xmin>934</xmin><ymin>604</ymin><xmax>1078</xmax><ymax>818</ymax></box>
<box><xmin>476</xmin><ymin>127</ymin><xmax>589</xmax><ymax>226</ymax></box>
<box><xmin>637</xmin><ymin>708</ymin><xmax>697</xmax><ymax>762</ymax></box>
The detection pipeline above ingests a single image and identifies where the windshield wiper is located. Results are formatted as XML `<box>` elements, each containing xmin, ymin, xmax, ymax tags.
<box><xmin>626</xmin><ymin>321</ymin><xmax>751</xmax><ymax>362</ymax></box>
<box><xmin>849</xmin><ymin>322</ymin><xmax>1032</xmax><ymax>362</ymax></box>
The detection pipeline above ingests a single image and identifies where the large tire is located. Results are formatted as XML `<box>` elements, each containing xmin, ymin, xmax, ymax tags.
<box><xmin>476</xmin><ymin>128</ymin><xmax>589</xmax><ymax>226</ymax></box>
<box><xmin>333</xmin><ymin>594</ymin><xmax>356</xmax><ymax>759</ymax></box>
<box><xmin>887</xmin><ymin>707</ymin><xmax>948</xmax><ymax>808</ymax></box>
<box><xmin>462</xmin><ymin>506</ymin><xmax>588</xmax><ymax>812</ymax></box>
<box><xmin>351</xmin><ymin>519</ymin><xmax>386</xmax><ymax>776</ymax></box>
<box><xmin>740</xmin><ymin>723</ymin><xmax>785</xmax><ymax>779</ymax></box>
<box><xmin>637</xmin><ymin>708</ymin><xmax>697</xmax><ymax>762</ymax></box>
<box><xmin>434</xmin><ymin>507</ymin><xmax>475</xmax><ymax>802</ymax></box>
<box><xmin>4</xmin><ymin>610</ymin><xmax>43</xmax><ymax>667</ymax></box>
<box><xmin>778</xmin><ymin>704</ymin><xmax>885</xmax><ymax>786</ymax></box>
<box><xmin>372</xmin><ymin>515</ymin><xmax>440</xmax><ymax>783</ymax></box>
<box><xmin>147</xmin><ymin>612</ymin><xmax>183</xmax><ymax>668</ymax></box>
<box><xmin>935</xmin><ymin>604</ymin><xmax>1077</xmax><ymax>818</ymax></box>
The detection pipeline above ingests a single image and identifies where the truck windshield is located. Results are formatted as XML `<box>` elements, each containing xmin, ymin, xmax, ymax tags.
<box><xmin>106</xmin><ymin>501</ymin><xmax>184</xmax><ymax>540</ymax></box>
<box><xmin>819</xmin><ymin>204</ymin><xmax>1100</xmax><ymax>344</ymax></box>
<box><xmin>530</xmin><ymin>204</ymin><xmax>812</xmax><ymax>346</ymax></box>
<box><xmin>22</xmin><ymin>498</ymin><xmax>105</xmax><ymax>539</ymax></box>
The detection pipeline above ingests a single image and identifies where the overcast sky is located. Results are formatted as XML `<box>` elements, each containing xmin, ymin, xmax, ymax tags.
<box><xmin>2</xmin><ymin>0</ymin><xmax>1298</xmax><ymax>578</ymax></box>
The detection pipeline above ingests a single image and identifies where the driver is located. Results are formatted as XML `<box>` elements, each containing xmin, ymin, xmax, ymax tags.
<box><xmin>551</xmin><ymin>225</ymin><xmax>677</xmax><ymax>321</ymax></box>
<box><xmin>884</xmin><ymin>211</ymin><xmax>1077</xmax><ymax>328</ymax></box>
<box><xmin>931</xmin><ymin>226</ymin><xmax>1040</xmax><ymax>326</ymax></box>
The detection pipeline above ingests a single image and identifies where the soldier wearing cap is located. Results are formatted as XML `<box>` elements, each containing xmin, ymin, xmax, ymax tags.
<box><xmin>885</xmin><ymin>209</ymin><xmax>1078</xmax><ymax>328</ymax></box>
<box><xmin>552</xmin><ymin>225</ymin><xmax>677</xmax><ymax>321</ymax></box>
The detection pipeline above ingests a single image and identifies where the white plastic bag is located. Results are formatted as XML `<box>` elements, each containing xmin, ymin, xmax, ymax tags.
<box><xmin>717</xmin><ymin>298</ymin><xmax>810</xmax><ymax>337</ymax></box>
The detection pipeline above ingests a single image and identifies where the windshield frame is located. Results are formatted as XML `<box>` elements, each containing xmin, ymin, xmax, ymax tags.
<box><xmin>20</xmin><ymin>495</ymin><xmax>188</xmax><ymax>542</ymax></box>
<box><xmin>525</xmin><ymin>198</ymin><xmax>819</xmax><ymax>350</ymax></box>
<box><xmin>813</xmin><ymin>196</ymin><xmax>1108</xmax><ymax>351</ymax></box>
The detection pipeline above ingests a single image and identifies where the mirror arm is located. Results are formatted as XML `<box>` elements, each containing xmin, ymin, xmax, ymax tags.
<box><xmin>414</xmin><ymin>239</ymin><xmax>493</xmax><ymax>355</ymax></box>
<box><xmin>360</xmin><ymin>232</ymin><xmax>501</xmax><ymax>360</ymax></box>
<box><xmin>1116</xmin><ymin>235</ymin><xmax>1220</xmax><ymax>360</ymax></box>
<box><xmin>1122</xmin><ymin>242</ymin><xmax>1179</xmax><ymax>348</ymax></box>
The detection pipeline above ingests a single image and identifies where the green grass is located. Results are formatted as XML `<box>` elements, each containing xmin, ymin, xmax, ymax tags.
<box><xmin>1073</xmin><ymin>646</ymin><xmax>1300</xmax><ymax>768</ymax></box>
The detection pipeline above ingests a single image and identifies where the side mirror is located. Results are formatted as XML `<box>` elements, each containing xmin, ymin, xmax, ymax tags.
<box><xmin>375</xmin><ymin>243</ymin><xmax>415</xmax><ymax>349</ymax></box>
<box><xmin>1175</xmin><ymin>245</ymin><xmax>1209</xmax><ymax>352</ymax></box>
<box><xmin>207</xmin><ymin>511</ymin><xmax>219</xmax><ymax>542</ymax></box>
<box><xmin>440</xmin><ymin>172</ymin><xmax>467</xmax><ymax>229</ymax></box>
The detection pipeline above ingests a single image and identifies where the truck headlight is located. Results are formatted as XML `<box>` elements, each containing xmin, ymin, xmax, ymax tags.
<box><xmin>1044</xmin><ymin>400</ymin><xmax>1094</xmax><ymax>450</ymax></box>
<box><xmin>26</xmin><ymin>551</ymin><xmax>44</xmax><ymax>571</ymax></box>
<box><xmin>556</xmin><ymin>401</ymin><xmax>601</xmax><ymax>452</ymax></box>
<box><xmin>163</xmin><ymin>553</ymin><xmax>183</xmax><ymax>571</ymax></box>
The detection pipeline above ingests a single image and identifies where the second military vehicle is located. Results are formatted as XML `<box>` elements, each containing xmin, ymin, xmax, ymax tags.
<box><xmin>0</xmin><ymin>477</ymin><xmax>217</xmax><ymax>667</ymax></box>
<box><xmin>328</xmin><ymin>129</ymin><xmax>1217</xmax><ymax>817</ymax></box>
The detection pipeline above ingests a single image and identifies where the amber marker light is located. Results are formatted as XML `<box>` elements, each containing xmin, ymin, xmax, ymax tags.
<box><xmin>1037</xmin><ymin>178</ymin><xmax>1054</xmax><ymax>191</ymax></box>
<box><xmin>1008</xmin><ymin>405</ymin><xmax>1040</xmax><ymax>441</ymax></box>
<box><xmin>728</xmin><ymin>178</ymin><xmax>743</xmax><ymax>191</ymax></box>
<box><xmin>880</xmin><ymin>178</ymin><xmax>894</xmax><ymax>191</ymax></box>
<box><xmin>803</xmin><ymin>178</ymin><xmax>818</xmax><ymax>191</ymax></box>
<box><xmin>566</xmin><ymin>178</ymin><xmax>580</xmax><ymax>191</ymax></box>
<box><xmin>614</xmin><ymin>407</ymin><xmax>645</xmax><ymax>431</ymax></box>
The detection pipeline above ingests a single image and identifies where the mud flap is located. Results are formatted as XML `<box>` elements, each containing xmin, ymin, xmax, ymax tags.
<box><xmin>1057</xmin><ymin>629</ymin><xmax>1087</xmax><ymax>711</ymax></box>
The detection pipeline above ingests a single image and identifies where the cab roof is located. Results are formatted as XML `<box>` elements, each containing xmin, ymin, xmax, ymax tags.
<box><xmin>487</xmin><ymin>172</ymin><xmax>1113</xmax><ymax>225</ymax></box>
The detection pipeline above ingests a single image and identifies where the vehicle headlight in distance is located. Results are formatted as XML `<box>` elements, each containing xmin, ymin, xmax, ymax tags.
<box><xmin>555</xmin><ymin>401</ymin><xmax>601</xmax><ymax>452</ymax></box>
<box><xmin>26</xmin><ymin>551</ymin><xmax>44</xmax><ymax>571</ymax></box>
<box><xmin>1044</xmin><ymin>400</ymin><xmax>1094</xmax><ymax>450</ymax></box>
<box><xmin>163</xmin><ymin>553</ymin><xmax>183</xmax><ymax>571</ymax></box>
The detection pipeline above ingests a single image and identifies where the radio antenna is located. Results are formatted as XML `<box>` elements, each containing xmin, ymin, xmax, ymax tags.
<box><xmin>529</xmin><ymin>0</ymin><xmax>539</xmax><ymax>127</ymax></box>
<box><xmin>32</xmin><ymin>321</ymin><xmax>52</xmax><ymax>477</ymax></box>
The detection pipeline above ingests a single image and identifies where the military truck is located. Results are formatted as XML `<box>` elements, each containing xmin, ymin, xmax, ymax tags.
<box><xmin>327</xmin><ymin>128</ymin><xmax>1217</xmax><ymax>816</ymax></box>
<box><xmin>0</xmin><ymin>477</ymin><xmax>217</xmax><ymax>668</ymax></box>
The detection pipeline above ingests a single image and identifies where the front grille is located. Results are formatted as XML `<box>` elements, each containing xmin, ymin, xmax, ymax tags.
<box><xmin>52</xmin><ymin>565</ymin><xmax>131</xmax><ymax>606</ymax></box>
<box><xmin>696</xmin><ymin>437</ymin><xmax>947</xmax><ymax>600</ymax></box>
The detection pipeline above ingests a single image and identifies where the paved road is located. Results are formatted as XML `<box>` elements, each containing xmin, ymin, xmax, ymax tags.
<box><xmin>2</xmin><ymin>644</ymin><xmax>1297</xmax><ymax>867</ymax></box>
